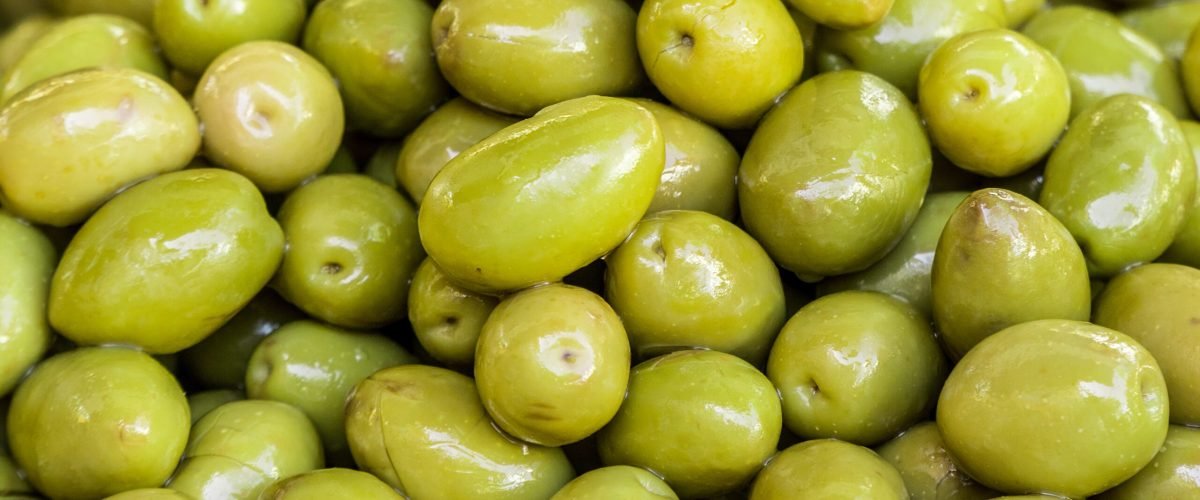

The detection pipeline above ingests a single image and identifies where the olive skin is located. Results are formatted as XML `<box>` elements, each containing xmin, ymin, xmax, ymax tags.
<box><xmin>0</xmin><ymin>15</ymin><xmax>55</xmax><ymax>73</ymax></box>
<box><xmin>395</xmin><ymin>97</ymin><xmax>517</xmax><ymax>204</ymax></box>
<box><xmin>0</xmin><ymin>14</ymin><xmax>167</xmax><ymax>103</ymax></box>
<box><xmin>628</xmin><ymin>99</ymin><xmax>739</xmax><ymax>220</ymax></box>
<box><xmin>937</xmin><ymin>320</ymin><xmax>1169</xmax><ymax>498</ymax></box>
<box><xmin>1162</xmin><ymin>120</ymin><xmax>1200</xmax><ymax>267</ymax></box>
<box><xmin>344</xmin><ymin>364</ymin><xmax>575</xmax><ymax>499</ymax></box>
<box><xmin>550</xmin><ymin>466</ymin><xmax>678</xmax><ymax>500</ymax></box>
<box><xmin>154</xmin><ymin>0</ymin><xmax>307</xmax><ymax>76</ymax></box>
<box><xmin>273</xmin><ymin>174</ymin><xmax>423</xmax><ymax>328</ymax></box>
<box><xmin>739</xmin><ymin>70</ymin><xmax>931</xmax><ymax>281</ymax></box>
<box><xmin>48</xmin><ymin>169</ymin><xmax>283</xmax><ymax>354</ymax></box>
<box><xmin>605</xmin><ymin>210</ymin><xmax>785</xmax><ymax>364</ymax></box>
<box><xmin>918</xmin><ymin>29</ymin><xmax>1070</xmax><ymax>177</ymax></box>
<box><xmin>419</xmin><ymin>95</ymin><xmax>664</xmax><ymax>294</ymax></box>
<box><xmin>194</xmin><ymin>41</ymin><xmax>345</xmax><ymax>193</ymax></box>
<box><xmin>597</xmin><ymin>350</ymin><xmax>782</xmax><ymax>498</ymax></box>
<box><xmin>0</xmin><ymin>211</ymin><xmax>54</xmax><ymax>397</ymax></box>
<box><xmin>1039</xmin><ymin>95</ymin><xmax>1195</xmax><ymax>277</ymax></box>
<box><xmin>476</xmin><ymin>284</ymin><xmax>630</xmax><ymax>447</ymax></box>
<box><xmin>1003</xmin><ymin>0</ymin><xmax>1043</xmax><ymax>27</ymax></box>
<box><xmin>748</xmin><ymin>439</ymin><xmax>908</xmax><ymax>500</ymax></box>
<box><xmin>104</xmin><ymin>489</ymin><xmax>192</xmax><ymax>500</ymax></box>
<box><xmin>875</xmin><ymin>422</ymin><xmax>998</xmax><ymax>500</ymax></box>
<box><xmin>1024</xmin><ymin>6</ymin><xmax>1189</xmax><ymax>119</ymax></box>
<box><xmin>932</xmin><ymin>189</ymin><xmax>1091</xmax><ymax>359</ymax></box>
<box><xmin>167</xmin><ymin>400</ymin><xmax>324</xmax><ymax>500</ymax></box>
<box><xmin>637</xmin><ymin>0</ymin><xmax>804</xmax><ymax>129</ymax></box>
<box><xmin>1094</xmin><ymin>263</ymin><xmax>1200</xmax><ymax>425</ymax></box>
<box><xmin>49</xmin><ymin>0</ymin><xmax>154</xmax><ymax>26</ymax></box>
<box><xmin>259</xmin><ymin>468</ymin><xmax>405</xmax><ymax>500</ymax></box>
<box><xmin>785</xmin><ymin>0</ymin><xmax>894</xmax><ymax>30</ymax></box>
<box><xmin>1095</xmin><ymin>425</ymin><xmax>1200</xmax><ymax>499</ymax></box>
<box><xmin>407</xmin><ymin>257</ymin><xmax>498</xmax><ymax>368</ymax></box>
<box><xmin>304</xmin><ymin>0</ymin><xmax>448</xmax><ymax>137</ymax></box>
<box><xmin>1120</xmin><ymin>1</ymin><xmax>1200</xmax><ymax>60</ymax></box>
<box><xmin>178</xmin><ymin>289</ymin><xmax>304</xmax><ymax>390</ymax></box>
<box><xmin>818</xmin><ymin>191</ymin><xmax>968</xmax><ymax>319</ymax></box>
<box><xmin>0</xmin><ymin>68</ymin><xmax>199</xmax><ymax>227</ymax></box>
<box><xmin>246</xmin><ymin>320</ymin><xmax>416</xmax><ymax>463</ymax></box>
<box><xmin>432</xmin><ymin>0</ymin><xmax>642</xmax><ymax>116</ymax></box>
<box><xmin>767</xmin><ymin>291</ymin><xmax>946</xmax><ymax>446</ymax></box>
<box><xmin>7</xmin><ymin>347</ymin><xmax>190</xmax><ymax>500</ymax></box>
<box><xmin>186</xmin><ymin>389</ymin><xmax>243</xmax><ymax>424</ymax></box>
<box><xmin>816</xmin><ymin>0</ymin><xmax>1006</xmax><ymax>99</ymax></box>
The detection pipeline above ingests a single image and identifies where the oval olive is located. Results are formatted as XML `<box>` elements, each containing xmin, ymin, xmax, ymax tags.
<box><xmin>875</xmin><ymin>422</ymin><xmax>998</xmax><ymax>500</ymax></box>
<box><xmin>395</xmin><ymin>97</ymin><xmax>518</xmax><ymax>204</ymax></box>
<box><xmin>1095</xmin><ymin>425</ymin><xmax>1200</xmax><ymax>499</ymax></box>
<box><xmin>0</xmin><ymin>211</ymin><xmax>54</xmax><ymax>397</ymax></box>
<box><xmin>1120</xmin><ymin>1</ymin><xmax>1200</xmax><ymax>60</ymax></box>
<box><xmin>154</xmin><ymin>0</ymin><xmax>307</xmax><ymax>76</ymax></box>
<box><xmin>407</xmin><ymin>257</ymin><xmax>498</xmax><ymax>369</ymax></box>
<box><xmin>259</xmin><ymin>468</ymin><xmax>404</xmax><ymax>500</ymax></box>
<box><xmin>786</xmin><ymin>0</ymin><xmax>893</xmax><ymax>30</ymax></box>
<box><xmin>550</xmin><ymin>466</ymin><xmax>677</xmax><ymax>500</ymax></box>
<box><xmin>748</xmin><ymin>439</ymin><xmax>907</xmax><ymax>499</ymax></box>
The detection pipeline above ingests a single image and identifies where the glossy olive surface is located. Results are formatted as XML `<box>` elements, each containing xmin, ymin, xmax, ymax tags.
<box><xmin>49</xmin><ymin>0</ymin><xmax>154</xmax><ymax>26</ymax></box>
<box><xmin>195</xmin><ymin>41</ymin><xmax>345</xmax><ymax>193</ymax></box>
<box><xmin>274</xmin><ymin>174</ymin><xmax>423</xmax><ymax>328</ymax></box>
<box><xmin>918</xmin><ymin>29</ymin><xmax>1069</xmax><ymax>177</ymax></box>
<box><xmin>259</xmin><ymin>468</ymin><xmax>405</xmax><ymax>500</ymax></box>
<box><xmin>344</xmin><ymin>364</ymin><xmax>575</xmax><ymax>499</ymax></box>
<box><xmin>1094</xmin><ymin>263</ymin><xmax>1200</xmax><ymax>425</ymax></box>
<box><xmin>605</xmin><ymin>210</ymin><xmax>785</xmax><ymax>364</ymax></box>
<box><xmin>875</xmin><ymin>422</ymin><xmax>998</xmax><ymax>500</ymax></box>
<box><xmin>637</xmin><ymin>0</ymin><xmax>804</xmax><ymax>129</ymax></box>
<box><xmin>816</xmin><ymin>0</ymin><xmax>1006</xmax><ymax>99</ymax></box>
<box><xmin>0</xmin><ymin>15</ymin><xmax>54</xmax><ymax>73</ymax></box>
<box><xmin>179</xmin><ymin>289</ymin><xmax>304</xmax><ymax>390</ymax></box>
<box><xmin>938</xmin><ymin>319</ymin><xmax>1169</xmax><ymax>497</ymax></box>
<box><xmin>49</xmin><ymin>169</ymin><xmax>283</xmax><ymax>354</ymax></box>
<box><xmin>786</xmin><ymin>0</ymin><xmax>894</xmax><ymax>30</ymax></box>
<box><xmin>0</xmin><ymin>211</ymin><xmax>53</xmax><ymax>397</ymax></box>
<box><xmin>154</xmin><ymin>0</ymin><xmax>307</xmax><ymax>76</ymax></box>
<box><xmin>104</xmin><ymin>488</ymin><xmax>192</xmax><ymax>500</ymax></box>
<box><xmin>739</xmin><ymin>70</ymin><xmax>931</xmax><ymax>280</ymax></box>
<box><xmin>246</xmin><ymin>320</ymin><xmax>416</xmax><ymax>463</ymax></box>
<box><xmin>1096</xmin><ymin>425</ymin><xmax>1200</xmax><ymax>499</ymax></box>
<box><xmin>0</xmin><ymin>14</ymin><xmax>167</xmax><ymax>103</ymax></box>
<box><xmin>748</xmin><ymin>439</ymin><xmax>908</xmax><ymax>499</ymax></box>
<box><xmin>1120</xmin><ymin>1</ymin><xmax>1200</xmax><ymax>60</ymax></box>
<box><xmin>550</xmin><ymin>466</ymin><xmax>678</xmax><ymax>500</ymax></box>
<box><xmin>629</xmin><ymin>99</ymin><xmax>739</xmax><ymax>220</ymax></box>
<box><xmin>1163</xmin><ymin>120</ymin><xmax>1200</xmax><ymax>267</ymax></box>
<box><xmin>304</xmin><ymin>0</ymin><xmax>448</xmax><ymax>137</ymax></box>
<box><xmin>767</xmin><ymin>291</ymin><xmax>945</xmax><ymax>446</ymax></box>
<box><xmin>932</xmin><ymin>188</ymin><xmax>1091</xmax><ymax>358</ymax></box>
<box><xmin>186</xmin><ymin>389</ymin><xmax>243</xmax><ymax>424</ymax></box>
<box><xmin>8</xmin><ymin>347</ymin><xmax>190</xmax><ymax>499</ymax></box>
<box><xmin>476</xmin><ymin>284</ymin><xmax>630</xmax><ymax>446</ymax></box>
<box><xmin>433</xmin><ymin>0</ymin><xmax>642</xmax><ymax>116</ymax></box>
<box><xmin>407</xmin><ymin>257</ymin><xmax>498</xmax><ymax>368</ymax></box>
<box><xmin>1024</xmin><ymin>6</ymin><xmax>1189</xmax><ymax>119</ymax></box>
<box><xmin>0</xmin><ymin>68</ymin><xmax>199</xmax><ymax>227</ymax></box>
<box><xmin>819</xmin><ymin>192</ymin><xmax>967</xmax><ymax>319</ymax></box>
<box><xmin>395</xmin><ymin>97</ymin><xmax>517</xmax><ymax>204</ymax></box>
<box><xmin>597</xmin><ymin>350</ymin><xmax>781</xmax><ymax>498</ymax></box>
<box><xmin>167</xmin><ymin>400</ymin><xmax>324</xmax><ymax>500</ymax></box>
<box><xmin>1039</xmin><ymin>94</ymin><xmax>1195</xmax><ymax>277</ymax></box>
<box><xmin>419</xmin><ymin>95</ymin><xmax>664</xmax><ymax>294</ymax></box>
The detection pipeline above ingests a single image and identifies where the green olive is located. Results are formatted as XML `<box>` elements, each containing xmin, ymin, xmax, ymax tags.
<box><xmin>259</xmin><ymin>468</ymin><xmax>404</xmax><ymax>500</ymax></box>
<box><xmin>186</xmin><ymin>389</ymin><xmax>243</xmax><ymax>424</ymax></box>
<box><xmin>550</xmin><ymin>466</ymin><xmax>678</xmax><ymax>500</ymax></box>
<box><xmin>8</xmin><ymin>347</ymin><xmax>190</xmax><ymax>499</ymax></box>
<box><xmin>0</xmin><ymin>68</ymin><xmax>199</xmax><ymax>227</ymax></box>
<box><xmin>167</xmin><ymin>400</ymin><xmax>324</xmax><ymax>500</ymax></box>
<box><xmin>785</xmin><ymin>0</ymin><xmax>893</xmax><ymax>29</ymax></box>
<box><xmin>605</xmin><ymin>210</ymin><xmax>785</xmax><ymax>364</ymax></box>
<box><xmin>1120</xmin><ymin>1</ymin><xmax>1200</xmax><ymax>60</ymax></box>
<box><xmin>153</xmin><ymin>0</ymin><xmax>307</xmax><ymax>76</ymax></box>
<box><xmin>432</xmin><ymin>0</ymin><xmax>642</xmax><ymax>116</ymax></box>
<box><xmin>1095</xmin><ymin>425</ymin><xmax>1200</xmax><ymax>499</ymax></box>
<box><xmin>1024</xmin><ymin>6</ymin><xmax>1189</xmax><ymax>119</ymax></box>
<box><xmin>104</xmin><ymin>489</ymin><xmax>192</xmax><ymax>500</ymax></box>
<box><xmin>344</xmin><ymin>364</ymin><xmax>575</xmax><ymax>498</ymax></box>
<box><xmin>597</xmin><ymin>350</ymin><xmax>781</xmax><ymax>498</ymax></box>
<box><xmin>178</xmin><ymin>289</ymin><xmax>304</xmax><ymax>390</ymax></box>
<box><xmin>0</xmin><ymin>15</ymin><xmax>54</xmax><ymax>73</ymax></box>
<box><xmin>1039</xmin><ymin>94</ymin><xmax>1195</xmax><ymax>277</ymax></box>
<box><xmin>49</xmin><ymin>0</ymin><xmax>154</xmax><ymax>26</ymax></box>
<box><xmin>407</xmin><ymin>257</ymin><xmax>498</xmax><ymax>368</ymax></box>
<box><xmin>273</xmin><ymin>174</ymin><xmax>423</xmax><ymax>328</ymax></box>
<box><xmin>364</xmin><ymin>143</ymin><xmax>401</xmax><ymax>188</ymax></box>
<box><xmin>1162</xmin><ymin>120</ymin><xmax>1200</xmax><ymax>267</ymax></box>
<box><xmin>476</xmin><ymin>284</ymin><xmax>630</xmax><ymax>446</ymax></box>
<box><xmin>246</xmin><ymin>320</ymin><xmax>416</xmax><ymax>464</ymax></box>
<box><xmin>395</xmin><ymin>97</ymin><xmax>518</xmax><ymax>204</ymax></box>
<box><xmin>0</xmin><ymin>211</ymin><xmax>53</xmax><ymax>397</ymax></box>
<box><xmin>739</xmin><ymin>70</ymin><xmax>931</xmax><ymax>281</ymax></box>
<box><xmin>875</xmin><ymin>422</ymin><xmax>998</xmax><ymax>500</ymax></box>
<box><xmin>49</xmin><ymin>169</ymin><xmax>283</xmax><ymax>354</ymax></box>
<box><xmin>938</xmin><ymin>319</ymin><xmax>1169</xmax><ymax>497</ymax></box>
<box><xmin>195</xmin><ymin>41</ymin><xmax>345</xmax><ymax>193</ymax></box>
<box><xmin>0</xmin><ymin>14</ymin><xmax>166</xmax><ymax>104</ymax></box>
<box><xmin>749</xmin><ymin>439</ymin><xmax>908</xmax><ymax>499</ymax></box>
<box><xmin>767</xmin><ymin>291</ymin><xmax>946</xmax><ymax>446</ymax></box>
<box><xmin>932</xmin><ymin>188</ymin><xmax>1091</xmax><ymax>358</ymax></box>
<box><xmin>637</xmin><ymin>0</ymin><xmax>804</xmax><ymax>129</ymax></box>
<box><xmin>419</xmin><ymin>95</ymin><xmax>664</xmax><ymax>294</ymax></box>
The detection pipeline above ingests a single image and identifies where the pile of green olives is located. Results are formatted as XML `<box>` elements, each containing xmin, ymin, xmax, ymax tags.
<box><xmin>3</xmin><ymin>0</ymin><xmax>1200</xmax><ymax>498</ymax></box>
